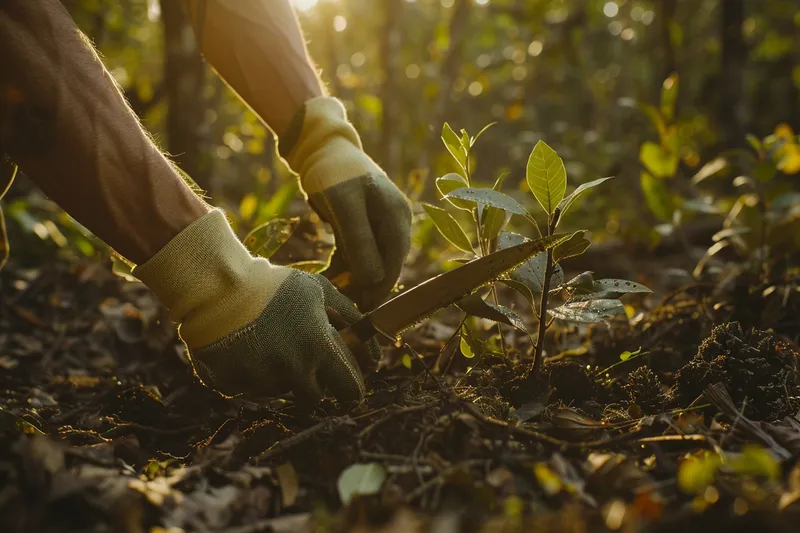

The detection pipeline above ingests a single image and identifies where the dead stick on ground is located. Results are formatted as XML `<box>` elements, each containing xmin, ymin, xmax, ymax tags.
<box><xmin>256</xmin><ymin>416</ymin><xmax>355</xmax><ymax>462</ymax></box>
<box><xmin>358</xmin><ymin>402</ymin><xmax>437</xmax><ymax>440</ymax></box>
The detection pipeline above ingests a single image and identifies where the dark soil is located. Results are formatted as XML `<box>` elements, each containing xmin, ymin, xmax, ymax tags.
<box><xmin>2</xmin><ymin>247</ymin><xmax>800</xmax><ymax>533</ymax></box>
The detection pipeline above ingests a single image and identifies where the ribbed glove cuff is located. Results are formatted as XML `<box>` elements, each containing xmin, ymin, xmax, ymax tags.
<box><xmin>280</xmin><ymin>96</ymin><xmax>376</xmax><ymax>194</ymax></box>
<box><xmin>133</xmin><ymin>209</ymin><xmax>288</xmax><ymax>347</ymax></box>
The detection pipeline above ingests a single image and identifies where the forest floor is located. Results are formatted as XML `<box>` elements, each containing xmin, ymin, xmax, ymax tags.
<box><xmin>2</xmin><ymin>227</ymin><xmax>800</xmax><ymax>533</ymax></box>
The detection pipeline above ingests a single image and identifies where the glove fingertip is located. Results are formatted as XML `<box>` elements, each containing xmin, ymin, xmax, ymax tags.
<box><xmin>324</xmin><ymin>330</ymin><xmax>367</xmax><ymax>405</ymax></box>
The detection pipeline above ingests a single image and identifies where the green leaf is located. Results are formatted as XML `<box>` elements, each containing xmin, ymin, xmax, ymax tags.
<box><xmin>726</xmin><ymin>445</ymin><xmax>780</xmax><ymax>481</ymax></box>
<box><xmin>660</xmin><ymin>73</ymin><xmax>679</xmax><ymax>121</ymax></box>
<box><xmin>527</xmin><ymin>140</ymin><xmax>567</xmax><ymax>216</ymax></box>
<box><xmin>459</xmin><ymin>324</ymin><xmax>481</xmax><ymax>359</ymax></box>
<box><xmin>460</xmin><ymin>129</ymin><xmax>470</xmax><ymax>150</ymax></box>
<box><xmin>501</xmin><ymin>279</ymin><xmax>534</xmax><ymax>304</ymax></box>
<box><xmin>563</xmin><ymin>271</ymin><xmax>596</xmax><ymax>294</ymax></box>
<box><xmin>640</xmin><ymin>142</ymin><xmax>678</xmax><ymax>178</ymax></box>
<box><xmin>638</xmin><ymin>102</ymin><xmax>667</xmax><ymax>137</ymax></box>
<box><xmin>445</xmin><ymin>188</ymin><xmax>531</xmax><ymax>217</ymax></box>
<box><xmin>548</xmin><ymin>299</ymin><xmax>626</xmax><ymax>323</ymax></box>
<box><xmin>592</xmin><ymin>279</ymin><xmax>653</xmax><ymax>294</ymax></box>
<box><xmin>337</xmin><ymin>463</ymin><xmax>387</xmax><ymax>504</ymax></box>
<box><xmin>436</xmin><ymin>173</ymin><xmax>473</xmax><ymax>211</ymax></box>
<box><xmin>442</xmin><ymin>122</ymin><xmax>467</xmax><ymax>168</ymax></box>
<box><xmin>471</xmin><ymin>122</ymin><xmax>497</xmax><ymax>146</ymax></box>
<box><xmin>456</xmin><ymin>292</ymin><xmax>527</xmax><ymax>332</ymax></box>
<box><xmin>552</xmin><ymin>231</ymin><xmax>590</xmax><ymax>262</ymax></box>
<box><xmin>239</xmin><ymin>193</ymin><xmax>258</xmax><ymax>221</ymax></box>
<box><xmin>640</xmin><ymin>171</ymin><xmax>675</xmax><ymax>221</ymax></box>
<box><xmin>243</xmin><ymin>217</ymin><xmax>300</xmax><ymax>259</ymax></box>
<box><xmin>619</xmin><ymin>351</ymin><xmax>632</xmax><ymax>361</ymax></box>
<box><xmin>421</xmin><ymin>202</ymin><xmax>473</xmax><ymax>253</ymax></box>
<box><xmin>481</xmin><ymin>207</ymin><xmax>508</xmax><ymax>243</ymax></box>
<box><xmin>678</xmin><ymin>452</ymin><xmax>722</xmax><ymax>495</ymax></box>
<box><xmin>401</xmin><ymin>353</ymin><xmax>413</xmax><ymax>369</ymax></box>
<box><xmin>556</xmin><ymin>177</ymin><xmax>613</xmax><ymax>222</ymax></box>
<box><xmin>480</xmin><ymin>173</ymin><xmax>511</xmax><ymax>241</ymax></box>
<box><xmin>260</xmin><ymin>180</ymin><xmax>299</xmax><ymax>220</ymax></box>
<box><xmin>745</xmin><ymin>133</ymin><xmax>763</xmax><ymax>154</ymax></box>
<box><xmin>0</xmin><ymin>155</ymin><xmax>18</xmax><ymax>201</ymax></box>
<box><xmin>497</xmin><ymin>232</ymin><xmax>564</xmax><ymax>294</ymax></box>
<box><xmin>287</xmin><ymin>260</ymin><xmax>328</xmax><ymax>273</ymax></box>
<box><xmin>460</xmin><ymin>335</ymin><xmax>476</xmax><ymax>359</ymax></box>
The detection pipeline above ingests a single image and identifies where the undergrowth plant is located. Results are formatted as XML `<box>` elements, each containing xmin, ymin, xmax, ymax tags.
<box><xmin>688</xmin><ymin>124</ymin><xmax>800</xmax><ymax>284</ymax></box>
<box><xmin>426</xmin><ymin>123</ymin><xmax>652</xmax><ymax>372</ymax></box>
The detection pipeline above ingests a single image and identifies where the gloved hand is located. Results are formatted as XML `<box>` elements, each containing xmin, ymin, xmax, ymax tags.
<box><xmin>280</xmin><ymin>97</ymin><xmax>412</xmax><ymax>311</ymax></box>
<box><xmin>133</xmin><ymin>209</ymin><xmax>380</xmax><ymax>405</ymax></box>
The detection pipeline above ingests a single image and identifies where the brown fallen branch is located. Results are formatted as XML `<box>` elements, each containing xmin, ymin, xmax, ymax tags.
<box><xmin>254</xmin><ymin>415</ymin><xmax>356</xmax><ymax>462</ymax></box>
<box><xmin>703</xmin><ymin>382</ymin><xmax>791</xmax><ymax>461</ymax></box>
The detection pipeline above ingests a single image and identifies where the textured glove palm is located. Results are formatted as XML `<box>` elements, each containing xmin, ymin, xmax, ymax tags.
<box><xmin>133</xmin><ymin>210</ymin><xmax>379</xmax><ymax>405</ymax></box>
<box><xmin>281</xmin><ymin>97</ymin><xmax>412</xmax><ymax>311</ymax></box>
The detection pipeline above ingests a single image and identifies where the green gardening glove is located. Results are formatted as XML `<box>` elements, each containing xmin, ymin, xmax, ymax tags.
<box><xmin>133</xmin><ymin>209</ymin><xmax>380</xmax><ymax>405</ymax></box>
<box><xmin>280</xmin><ymin>97</ymin><xmax>412</xmax><ymax>311</ymax></box>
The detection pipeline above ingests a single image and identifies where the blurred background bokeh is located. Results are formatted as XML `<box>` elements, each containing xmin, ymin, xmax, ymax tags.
<box><xmin>4</xmin><ymin>0</ymin><xmax>799</xmax><ymax>273</ymax></box>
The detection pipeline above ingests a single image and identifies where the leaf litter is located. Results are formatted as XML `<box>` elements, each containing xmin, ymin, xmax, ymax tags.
<box><xmin>1</xmin><ymin>241</ymin><xmax>800</xmax><ymax>532</ymax></box>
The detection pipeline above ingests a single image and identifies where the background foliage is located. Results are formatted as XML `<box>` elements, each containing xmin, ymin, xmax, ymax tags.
<box><xmin>4</xmin><ymin>0</ymin><xmax>800</xmax><ymax>267</ymax></box>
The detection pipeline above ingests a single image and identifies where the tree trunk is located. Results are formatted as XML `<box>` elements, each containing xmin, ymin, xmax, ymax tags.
<box><xmin>160</xmin><ymin>0</ymin><xmax>210</xmax><ymax>192</ymax></box>
<box><xmin>719</xmin><ymin>0</ymin><xmax>746</xmax><ymax>147</ymax></box>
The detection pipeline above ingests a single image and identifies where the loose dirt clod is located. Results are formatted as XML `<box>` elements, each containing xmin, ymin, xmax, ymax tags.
<box><xmin>624</xmin><ymin>366</ymin><xmax>665</xmax><ymax>414</ymax></box>
<box><xmin>675</xmin><ymin>321</ymin><xmax>800</xmax><ymax>420</ymax></box>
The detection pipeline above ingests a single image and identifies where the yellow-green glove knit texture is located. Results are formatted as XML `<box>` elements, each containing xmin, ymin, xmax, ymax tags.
<box><xmin>280</xmin><ymin>97</ymin><xmax>412</xmax><ymax>312</ymax></box>
<box><xmin>132</xmin><ymin>209</ymin><xmax>379</xmax><ymax>405</ymax></box>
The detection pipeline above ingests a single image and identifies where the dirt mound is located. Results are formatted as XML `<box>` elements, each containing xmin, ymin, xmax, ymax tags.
<box><xmin>675</xmin><ymin>322</ymin><xmax>800</xmax><ymax>420</ymax></box>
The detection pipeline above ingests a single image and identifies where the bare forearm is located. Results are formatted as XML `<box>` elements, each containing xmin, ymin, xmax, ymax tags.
<box><xmin>0</xmin><ymin>0</ymin><xmax>208</xmax><ymax>264</ymax></box>
<box><xmin>182</xmin><ymin>0</ymin><xmax>325</xmax><ymax>137</ymax></box>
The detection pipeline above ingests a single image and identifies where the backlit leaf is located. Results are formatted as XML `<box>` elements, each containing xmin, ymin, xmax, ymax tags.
<box><xmin>480</xmin><ymin>173</ymin><xmax>511</xmax><ymax>240</ymax></box>
<box><xmin>592</xmin><ymin>279</ymin><xmax>653</xmax><ymax>294</ymax></box>
<box><xmin>660</xmin><ymin>73</ymin><xmax>679</xmax><ymax>120</ymax></box>
<box><xmin>548</xmin><ymin>299</ymin><xmax>625</xmax><ymax>323</ymax></box>
<box><xmin>243</xmin><ymin>217</ymin><xmax>299</xmax><ymax>259</ymax></box>
<box><xmin>422</xmin><ymin>203</ymin><xmax>473</xmax><ymax>253</ymax></box>
<box><xmin>552</xmin><ymin>231</ymin><xmax>590</xmax><ymax>262</ymax></box>
<box><xmin>640</xmin><ymin>142</ymin><xmax>678</xmax><ymax>178</ymax></box>
<box><xmin>436</xmin><ymin>173</ymin><xmax>473</xmax><ymax>211</ymax></box>
<box><xmin>445</xmin><ymin>188</ymin><xmax>531</xmax><ymax>217</ymax></box>
<box><xmin>640</xmin><ymin>171</ymin><xmax>675</xmax><ymax>221</ymax></box>
<box><xmin>442</xmin><ymin>122</ymin><xmax>467</xmax><ymax>168</ymax></box>
<box><xmin>498</xmin><ymin>232</ymin><xmax>564</xmax><ymax>295</ymax></box>
<box><xmin>471</xmin><ymin>122</ymin><xmax>497</xmax><ymax>146</ymax></box>
<box><xmin>677</xmin><ymin>451</ymin><xmax>721</xmax><ymax>494</ymax></box>
<box><xmin>557</xmin><ymin>177</ymin><xmax>612</xmax><ymax>221</ymax></box>
<box><xmin>527</xmin><ymin>140</ymin><xmax>567</xmax><ymax>216</ymax></box>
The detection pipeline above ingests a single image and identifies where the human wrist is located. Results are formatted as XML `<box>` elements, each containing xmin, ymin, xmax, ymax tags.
<box><xmin>278</xmin><ymin>96</ymin><xmax>378</xmax><ymax>194</ymax></box>
<box><xmin>133</xmin><ymin>209</ymin><xmax>290</xmax><ymax>347</ymax></box>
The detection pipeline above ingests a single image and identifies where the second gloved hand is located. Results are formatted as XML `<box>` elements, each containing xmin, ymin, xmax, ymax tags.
<box><xmin>281</xmin><ymin>97</ymin><xmax>412</xmax><ymax>311</ymax></box>
<box><xmin>133</xmin><ymin>209</ymin><xmax>379</xmax><ymax>405</ymax></box>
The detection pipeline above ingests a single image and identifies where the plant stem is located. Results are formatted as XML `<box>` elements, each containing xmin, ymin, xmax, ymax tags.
<box><xmin>532</xmin><ymin>211</ymin><xmax>559</xmax><ymax>373</ymax></box>
<box><xmin>532</xmin><ymin>248</ymin><xmax>553</xmax><ymax>373</ymax></box>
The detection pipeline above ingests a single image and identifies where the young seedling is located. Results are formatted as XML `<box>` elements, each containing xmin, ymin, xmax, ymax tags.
<box><xmin>428</xmin><ymin>123</ymin><xmax>653</xmax><ymax>372</ymax></box>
